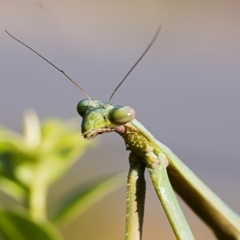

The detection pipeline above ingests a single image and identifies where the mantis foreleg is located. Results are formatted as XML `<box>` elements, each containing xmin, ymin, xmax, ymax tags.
<box><xmin>147</xmin><ymin>152</ymin><xmax>195</xmax><ymax>240</ymax></box>
<box><xmin>125</xmin><ymin>152</ymin><xmax>146</xmax><ymax>240</ymax></box>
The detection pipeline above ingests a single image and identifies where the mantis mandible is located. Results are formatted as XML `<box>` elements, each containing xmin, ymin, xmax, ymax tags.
<box><xmin>5</xmin><ymin>28</ymin><xmax>240</xmax><ymax>240</ymax></box>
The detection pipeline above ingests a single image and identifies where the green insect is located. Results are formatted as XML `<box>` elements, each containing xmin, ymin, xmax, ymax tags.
<box><xmin>6</xmin><ymin>28</ymin><xmax>240</xmax><ymax>240</ymax></box>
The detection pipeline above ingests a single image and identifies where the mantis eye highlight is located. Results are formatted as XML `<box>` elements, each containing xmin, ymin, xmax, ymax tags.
<box><xmin>77</xmin><ymin>99</ymin><xmax>90</xmax><ymax>117</ymax></box>
<box><xmin>108</xmin><ymin>106</ymin><xmax>135</xmax><ymax>125</ymax></box>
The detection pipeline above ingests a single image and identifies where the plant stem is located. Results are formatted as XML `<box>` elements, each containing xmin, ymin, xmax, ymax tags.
<box><xmin>28</xmin><ymin>180</ymin><xmax>47</xmax><ymax>222</ymax></box>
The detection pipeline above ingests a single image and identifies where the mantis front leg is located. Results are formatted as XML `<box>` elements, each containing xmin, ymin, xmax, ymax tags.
<box><xmin>146</xmin><ymin>152</ymin><xmax>195</xmax><ymax>240</ymax></box>
<box><xmin>125</xmin><ymin>152</ymin><xmax>146</xmax><ymax>240</ymax></box>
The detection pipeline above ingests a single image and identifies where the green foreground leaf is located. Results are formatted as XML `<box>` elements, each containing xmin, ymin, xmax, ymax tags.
<box><xmin>51</xmin><ymin>171</ymin><xmax>126</xmax><ymax>226</ymax></box>
<box><xmin>0</xmin><ymin>209</ymin><xmax>63</xmax><ymax>240</ymax></box>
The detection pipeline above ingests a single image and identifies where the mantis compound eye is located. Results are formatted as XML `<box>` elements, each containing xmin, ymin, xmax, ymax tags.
<box><xmin>77</xmin><ymin>99</ymin><xmax>90</xmax><ymax>117</ymax></box>
<box><xmin>108</xmin><ymin>106</ymin><xmax>135</xmax><ymax>125</ymax></box>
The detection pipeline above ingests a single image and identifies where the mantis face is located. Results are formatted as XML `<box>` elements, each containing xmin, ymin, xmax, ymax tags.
<box><xmin>6</xmin><ymin>27</ymin><xmax>160</xmax><ymax>139</ymax></box>
<box><xmin>77</xmin><ymin>99</ymin><xmax>135</xmax><ymax>140</ymax></box>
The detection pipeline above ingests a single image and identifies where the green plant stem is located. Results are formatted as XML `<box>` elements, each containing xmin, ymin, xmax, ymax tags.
<box><xmin>28</xmin><ymin>180</ymin><xmax>47</xmax><ymax>222</ymax></box>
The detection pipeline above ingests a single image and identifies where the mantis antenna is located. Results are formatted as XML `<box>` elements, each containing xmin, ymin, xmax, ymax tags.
<box><xmin>5</xmin><ymin>30</ymin><xmax>93</xmax><ymax>102</ymax></box>
<box><xmin>108</xmin><ymin>25</ymin><xmax>162</xmax><ymax>104</ymax></box>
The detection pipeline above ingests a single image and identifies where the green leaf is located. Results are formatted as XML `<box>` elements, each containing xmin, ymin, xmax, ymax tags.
<box><xmin>0</xmin><ymin>209</ymin><xmax>63</xmax><ymax>240</ymax></box>
<box><xmin>30</xmin><ymin>118</ymin><xmax>96</xmax><ymax>187</ymax></box>
<box><xmin>51</xmin><ymin>171</ymin><xmax>126</xmax><ymax>226</ymax></box>
<box><xmin>0</xmin><ymin>177</ymin><xmax>26</xmax><ymax>202</ymax></box>
<box><xmin>0</xmin><ymin>117</ymin><xmax>95</xmax><ymax>189</ymax></box>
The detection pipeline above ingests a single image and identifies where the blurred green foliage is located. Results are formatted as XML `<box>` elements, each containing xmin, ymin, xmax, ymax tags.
<box><xmin>0</xmin><ymin>111</ymin><xmax>125</xmax><ymax>240</ymax></box>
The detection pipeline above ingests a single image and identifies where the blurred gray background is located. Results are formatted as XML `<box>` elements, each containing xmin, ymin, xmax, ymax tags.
<box><xmin>1</xmin><ymin>0</ymin><xmax>240</xmax><ymax>239</ymax></box>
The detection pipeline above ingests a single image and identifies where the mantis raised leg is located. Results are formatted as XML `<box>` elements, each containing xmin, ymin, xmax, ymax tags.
<box><xmin>6</xmin><ymin>28</ymin><xmax>240</xmax><ymax>240</ymax></box>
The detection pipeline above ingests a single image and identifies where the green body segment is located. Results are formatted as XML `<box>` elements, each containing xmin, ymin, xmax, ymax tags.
<box><xmin>127</xmin><ymin>120</ymin><xmax>240</xmax><ymax>239</ymax></box>
<box><xmin>79</xmin><ymin>100</ymin><xmax>240</xmax><ymax>240</ymax></box>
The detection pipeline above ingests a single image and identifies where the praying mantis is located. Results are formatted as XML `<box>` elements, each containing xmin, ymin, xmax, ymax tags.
<box><xmin>5</xmin><ymin>27</ymin><xmax>240</xmax><ymax>240</ymax></box>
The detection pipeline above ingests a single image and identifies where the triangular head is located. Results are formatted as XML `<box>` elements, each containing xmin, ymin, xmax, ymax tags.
<box><xmin>77</xmin><ymin>99</ymin><xmax>135</xmax><ymax>140</ymax></box>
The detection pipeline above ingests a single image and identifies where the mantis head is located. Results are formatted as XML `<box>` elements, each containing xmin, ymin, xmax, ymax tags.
<box><xmin>6</xmin><ymin>26</ymin><xmax>160</xmax><ymax>140</ymax></box>
<box><xmin>77</xmin><ymin>99</ymin><xmax>135</xmax><ymax>139</ymax></box>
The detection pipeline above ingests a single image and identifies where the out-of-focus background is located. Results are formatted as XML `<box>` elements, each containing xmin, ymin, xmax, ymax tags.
<box><xmin>1</xmin><ymin>0</ymin><xmax>240</xmax><ymax>239</ymax></box>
